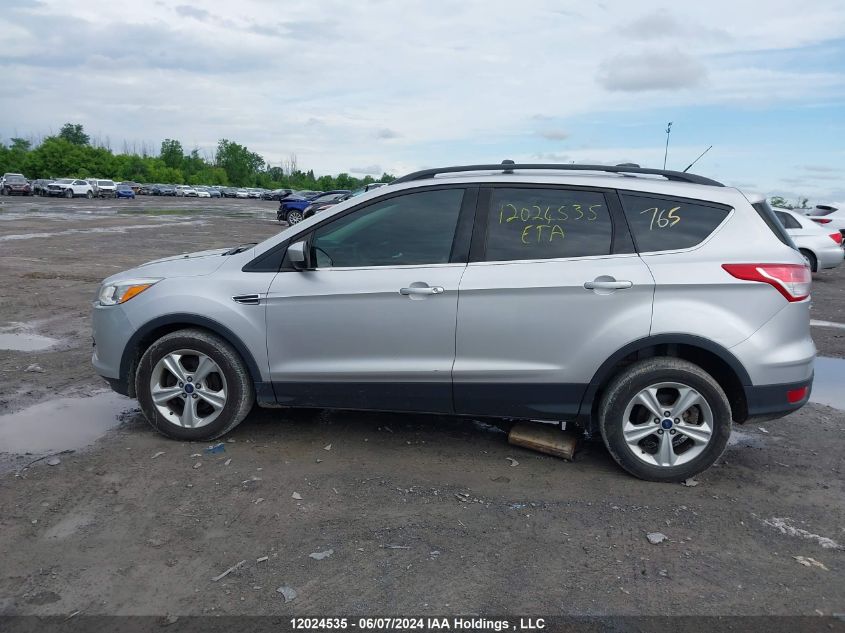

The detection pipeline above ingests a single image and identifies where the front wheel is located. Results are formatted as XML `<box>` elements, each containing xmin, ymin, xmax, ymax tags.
<box><xmin>598</xmin><ymin>357</ymin><xmax>731</xmax><ymax>482</ymax></box>
<box><xmin>135</xmin><ymin>328</ymin><xmax>255</xmax><ymax>441</ymax></box>
<box><xmin>65</xmin><ymin>188</ymin><xmax>73</xmax><ymax>198</ymax></box>
<box><xmin>86</xmin><ymin>191</ymin><xmax>93</xmax><ymax>199</ymax></box>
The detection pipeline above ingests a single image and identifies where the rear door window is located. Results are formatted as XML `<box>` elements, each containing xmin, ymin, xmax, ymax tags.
<box><xmin>484</xmin><ymin>188</ymin><xmax>613</xmax><ymax>261</ymax></box>
<box><xmin>620</xmin><ymin>193</ymin><xmax>731</xmax><ymax>252</ymax></box>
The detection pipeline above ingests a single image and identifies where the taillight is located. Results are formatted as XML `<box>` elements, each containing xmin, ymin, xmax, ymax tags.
<box><xmin>787</xmin><ymin>386</ymin><xmax>808</xmax><ymax>403</ymax></box>
<box><xmin>830</xmin><ymin>233</ymin><xmax>843</xmax><ymax>245</ymax></box>
<box><xmin>722</xmin><ymin>263</ymin><xmax>812</xmax><ymax>302</ymax></box>
<box><xmin>812</xmin><ymin>218</ymin><xmax>832</xmax><ymax>224</ymax></box>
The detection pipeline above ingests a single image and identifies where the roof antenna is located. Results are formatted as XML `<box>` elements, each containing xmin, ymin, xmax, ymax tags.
<box><xmin>683</xmin><ymin>145</ymin><xmax>713</xmax><ymax>173</ymax></box>
<box><xmin>501</xmin><ymin>159</ymin><xmax>515</xmax><ymax>174</ymax></box>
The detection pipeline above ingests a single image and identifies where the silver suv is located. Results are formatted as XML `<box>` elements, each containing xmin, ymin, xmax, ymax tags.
<box><xmin>92</xmin><ymin>162</ymin><xmax>815</xmax><ymax>481</ymax></box>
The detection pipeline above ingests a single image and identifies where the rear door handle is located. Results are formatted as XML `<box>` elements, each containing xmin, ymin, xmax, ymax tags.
<box><xmin>400</xmin><ymin>286</ymin><xmax>444</xmax><ymax>296</ymax></box>
<box><xmin>584</xmin><ymin>280</ymin><xmax>633</xmax><ymax>290</ymax></box>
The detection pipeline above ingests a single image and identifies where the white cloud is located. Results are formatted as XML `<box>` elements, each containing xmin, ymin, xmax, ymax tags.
<box><xmin>537</xmin><ymin>129</ymin><xmax>569</xmax><ymax>141</ymax></box>
<box><xmin>349</xmin><ymin>164</ymin><xmax>382</xmax><ymax>174</ymax></box>
<box><xmin>597</xmin><ymin>49</ymin><xmax>708</xmax><ymax>92</ymax></box>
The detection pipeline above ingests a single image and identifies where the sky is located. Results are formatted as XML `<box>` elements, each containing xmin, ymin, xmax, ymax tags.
<box><xmin>1</xmin><ymin>0</ymin><xmax>844</xmax><ymax>204</ymax></box>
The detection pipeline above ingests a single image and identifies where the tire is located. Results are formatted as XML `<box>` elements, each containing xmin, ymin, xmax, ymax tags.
<box><xmin>135</xmin><ymin>328</ymin><xmax>255</xmax><ymax>441</ymax></box>
<box><xmin>799</xmin><ymin>249</ymin><xmax>818</xmax><ymax>273</ymax></box>
<box><xmin>286</xmin><ymin>209</ymin><xmax>304</xmax><ymax>225</ymax></box>
<box><xmin>65</xmin><ymin>188</ymin><xmax>73</xmax><ymax>198</ymax></box>
<box><xmin>86</xmin><ymin>190</ymin><xmax>93</xmax><ymax>199</ymax></box>
<box><xmin>597</xmin><ymin>357</ymin><xmax>732</xmax><ymax>482</ymax></box>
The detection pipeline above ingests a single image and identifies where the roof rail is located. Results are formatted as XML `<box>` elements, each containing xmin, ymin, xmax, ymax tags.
<box><xmin>391</xmin><ymin>160</ymin><xmax>724</xmax><ymax>187</ymax></box>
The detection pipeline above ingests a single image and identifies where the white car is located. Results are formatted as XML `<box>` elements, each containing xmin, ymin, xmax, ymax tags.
<box><xmin>235</xmin><ymin>188</ymin><xmax>249</xmax><ymax>198</ymax></box>
<box><xmin>176</xmin><ymin>185</ymin><xmax>198</xmax><ymax>197</ymax></box>
<box><xmin>196</xmin><ymin>188</ymin><xmax>211</xmax><ymax>198</ymax></box>
<box><xmin>803</xmin><ymin>204</ymin><xmax>845</xmax><ymax>239</ymax></box>
<box><xmin>87</xmin><ymin>179</ymin><xmax>116</xmax><ymax>198</ymax></box>
<box><xmin>773</xmin><ymin>207</ymin><xmax>843</xmax><ymax>272</ymax></box>
<box><xmin>47</xmin><ymin>178</ymin><xmax>95</xmax><ymax>198</ymax></box>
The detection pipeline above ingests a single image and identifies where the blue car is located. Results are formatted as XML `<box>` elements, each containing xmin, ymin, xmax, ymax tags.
<box><xmin>115</xmin><ymin>184</ymin><xmax>135</xmax><ymax>199</ymax></box>
<box><xmin>278</xmin><ymin>190</ymin><xmax>350</xmax><ymax>225</ymax></box>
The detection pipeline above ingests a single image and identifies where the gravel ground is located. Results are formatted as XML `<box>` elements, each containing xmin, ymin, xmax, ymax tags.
<box><xmin>0</xmin><ymin>196</ymin><xmax>843</xmax><ymax>617</ymax></box>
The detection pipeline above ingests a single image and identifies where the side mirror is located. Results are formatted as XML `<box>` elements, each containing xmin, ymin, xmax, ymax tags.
<box><xmin>287</xmin><ymin>240</ymin><xmax>312</xmax><ymax>270</ymax></box>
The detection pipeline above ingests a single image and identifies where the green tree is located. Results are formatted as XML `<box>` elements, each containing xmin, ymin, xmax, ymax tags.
<box><xmin>58</xmin><ymin>123</ymin><xmax>90</xmax><ymax>146</ymax></box>
<box><xmin>160</xmin><ymin>139</ymin><xmax>184</xmax><ymax>169</ymax></box>
<box><xmin>215</xmin><ymin>139</ymin><xmax>264</xmax><ymax>186</ymax></box>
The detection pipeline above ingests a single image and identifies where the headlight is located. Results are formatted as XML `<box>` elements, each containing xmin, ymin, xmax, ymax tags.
<box><xmin>97</xmin><ymin>278</ymin><xmax>161</xmax><ymax>306</ymax></box>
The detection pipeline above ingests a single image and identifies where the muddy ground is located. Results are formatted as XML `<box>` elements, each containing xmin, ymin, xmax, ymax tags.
<box><xmin>0</xmin><ymin>196</ymin><xmax>844</xmax><ymax>617</ymax></box>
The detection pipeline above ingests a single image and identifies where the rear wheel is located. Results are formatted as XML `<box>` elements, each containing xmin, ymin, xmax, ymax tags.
<box><xmin>135</xmin><ymin>329</ymin><xmax>255</xmax><ymax>441</ymax></box>
<box><xmin>799</xmin><ymin>249</ymin><xmax>818</xmax><ymax>273</ymax></box>
<box><xmin>286</xmin><ymin>209</ymin><xmax>304</xmax><ymax>225</ymax></box>
<box><xmin>598</xmin><ymin>358</ymin><xmax>732</xmax><ymax>482</ymax></box>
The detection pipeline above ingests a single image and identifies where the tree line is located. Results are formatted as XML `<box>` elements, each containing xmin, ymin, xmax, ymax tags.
<box><xmin>0</xmin><ymin>123</ymin><xmax>395</xmax><ymax>191</ymax></box>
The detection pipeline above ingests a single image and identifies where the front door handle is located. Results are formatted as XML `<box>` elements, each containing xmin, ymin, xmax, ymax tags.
<box><xmin>584</xmin><ymin>279</ymin><xmax>633</xmax><ymax>290</ymax></box>
<box><xmin>400</xmin><ymin>286</ymin><xmax>444</xmax><ymax>296</ymax></box>
<box><xmin>399</xmin><ymin>286</ymin><xmax>443</xmax><ymax>297</ymax></box>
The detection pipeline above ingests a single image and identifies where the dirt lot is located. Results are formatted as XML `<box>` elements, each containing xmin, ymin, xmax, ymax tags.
<box><xmin>0</xmin><ymin>196</ymin><xmax>844</xmax><ymax>617</ymax></box>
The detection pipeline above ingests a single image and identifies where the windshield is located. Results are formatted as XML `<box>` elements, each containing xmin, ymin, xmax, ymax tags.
<box><xmin>54</xmin><ymin>179</ymin><xmax>73</xmax><ymax>184</ymax></box>
<box><xmin>6</xmin><ymin>176</ymin><xmax>26</xmax><ymax>183</ymax></box>
<box><xmin>98</xmin><ymin>180</ymin><xmax>114</xmax><ymax>186</ymax></box>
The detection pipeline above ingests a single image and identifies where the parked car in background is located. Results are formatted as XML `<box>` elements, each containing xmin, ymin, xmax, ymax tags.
<box><xmin>1</xmin><ymin>174</ymin><xmax>33</xmax><ymax>196</ymax></box>
<box><xmin>115</xmin><ymin>184</ymin><xmax>136</xmax><ymax>199</ymax></box>
<box><xmin>119</xmin><ymin>181</ymin><xmax>141</xmax><ymax>193</ymax></box>
<box><xmin>47</xmin><ymin>178</ymin><xmax>94</xmax><ymax>198</ymax></box>
<box><xmin>1</xmin><ymin>172</ymin><xmax>27</xmax><ymax>190</ymax></box>
<box><xmin>804</xmin><ymin>204</ymin><xmax>845</xmax><ymax>239</ymax></box>
<box><xmin>91</xmin><ymin>161</ymin><xmax>815</xmax><ymax>482</ymax></box>
<box><xmin>263</xmin><ymin>188</ymin><xmax>292</xmax><ymax>200</ymax></box>
<box><xmin>31</xmin><ymin>178</ymin><xmax>52</xmax><ymax>196</ymax></box>
<box><xmin>195</xmin><ymin>187</ymin><xmax>211</xmax><ymax>198</ymax></box>
<box><xmin>205</xmin><ymin>187</ymin><xmax>221</xmax><ymax>198</ymax></box>
<box><xmin>220</xmin><ymin>187</ymin><xmax>238</xmax><ymax>198</ymax></box>
<box><xmin>175</xmin><ymin>185</ymin><xmax>198</xmax><ymax>197</ymax></box>
<box><xmin>771</xmin><ymin>205</ymin><xmax>843</xmax><ymax>272</ymax></box>
<box><xmin>235</xmin><ymin>188</ymin><xmax>249</xmax><ymax>198</ymax></box>
<box><xmin>302</xmin><ymin>191</ymin><xmax>356</xmax><ymax>220</ymax></box>
<box><xmin>279</xmin><ymin>190</ymin><xmax>350</xmax><ymax>224</ymax></box>
<box><xmin>152</xmin><ymin>184</ymin><xmax>176</xmax><ymax>196</ymax></box>
<box><xmin>89</xmin><ymin>179</ymin><xmax>116</xmax><ymax>198</ymax></box>
<box><xmin>138</xmin><ymin>184</ymin><xmax>154</xmax><ymax>195</ymax></box>
<box><xmin>285</xmin><ymin>190</ymin><xmax>320</xmax><ymax>201</ymax></box>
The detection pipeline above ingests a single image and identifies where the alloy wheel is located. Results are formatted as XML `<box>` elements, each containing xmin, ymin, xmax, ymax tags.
<box><xmin>149</xmin><ymin>349</ymin><xmax>228</xmax><ymax>429</ymax></box>
<box><xmin>621</xmin><ymin>382</ymin><xmax>714</xmax><ymax>468</ymax></box>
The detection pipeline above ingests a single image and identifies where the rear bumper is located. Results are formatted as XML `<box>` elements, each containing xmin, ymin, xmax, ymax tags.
<box><xmin>744</xmin><ymin>375</ymin><xmax>813</xmax><ymax>421</ymax></box>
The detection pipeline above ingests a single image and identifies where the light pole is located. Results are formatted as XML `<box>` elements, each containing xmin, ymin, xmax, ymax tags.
<box><xmin>663</xmin><ymin>122</ymin><xmax>673</xmax><ymax>170</ymax></box>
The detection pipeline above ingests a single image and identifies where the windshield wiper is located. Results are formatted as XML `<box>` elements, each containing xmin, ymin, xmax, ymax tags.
<box><xmin>222</xmin><ymin>243</ymin><xmax>257</xmax><ymax>256</ymax></box>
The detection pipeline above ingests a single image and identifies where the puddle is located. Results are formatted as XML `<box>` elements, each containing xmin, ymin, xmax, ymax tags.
<box><xmin>0</xmin><ymin>220</ymin><xmax>205</xmax><ymax>242</ymax></box>
<box><xmin>0</xmin><ymin>332</ymin><xmax>58</xmax><ymax>352</ymax></box>
<box><xmin>810</xmin><ymin>356</ymin><xmax>845</xmax><ymax>411</ymax></box>
<box><xmin>0</xmin><ymin>392</ymin><xmax>136</xmax><ymax>455</ymax></box>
